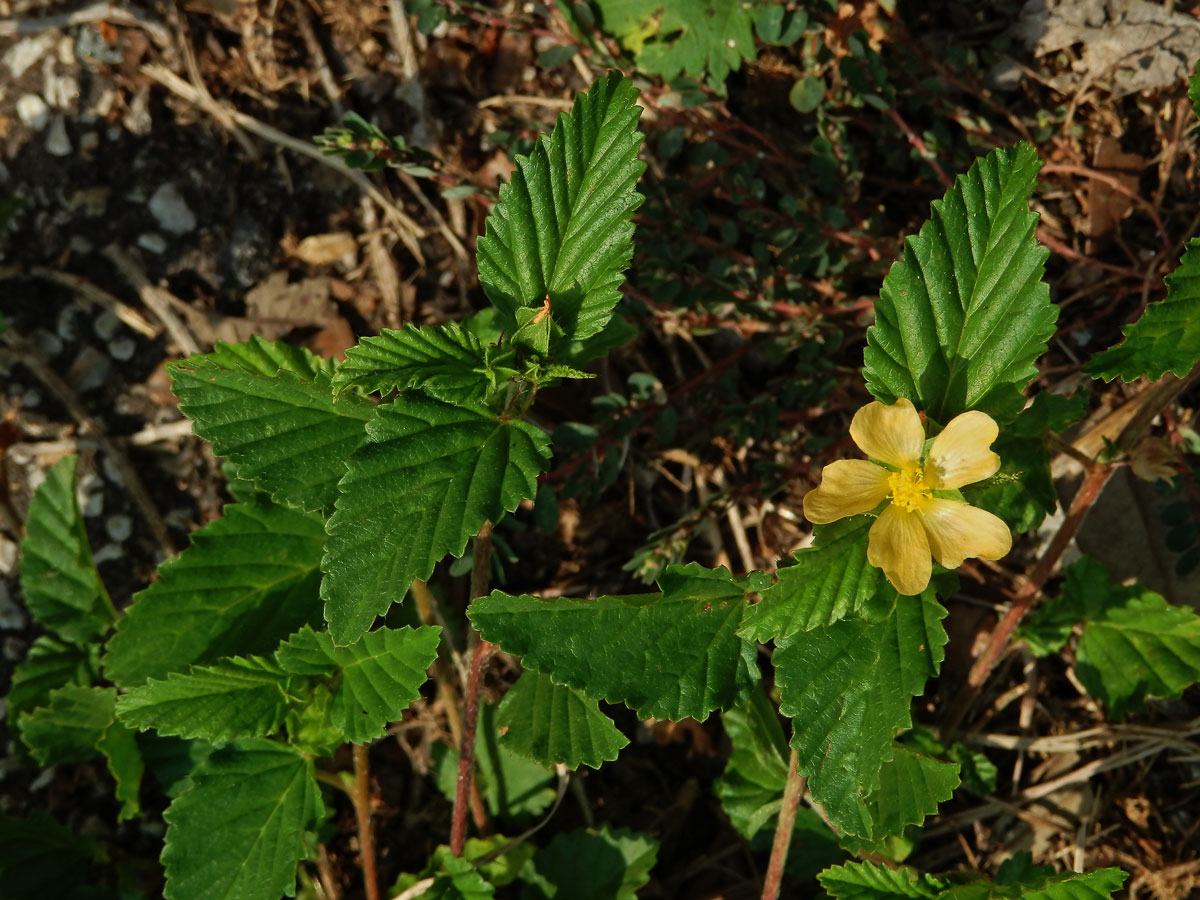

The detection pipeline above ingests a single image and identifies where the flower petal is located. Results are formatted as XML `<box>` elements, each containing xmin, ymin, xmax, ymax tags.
<box><xmin>867</xmin><ymin>504</ymin><xmax>932</xmax><ymax>596</ymax></box>
<box><xmin>916</xmin><ymin>499</ymin><xmax>1012</xmax><ymax>569</ymax></box>
<box><xmin>850</xmin><ymin>398</ymin><xmax>925</xmax><ymax>468</ymax></box>
<box><xmin>926</xmin><ymin>410</ymin><xmax>1001</xmax><ymax>490</ymax></box>
<box><xmin>803</xmin><ymin>460</ymin><xmax>892</xmax><ymax>524</ymax></box>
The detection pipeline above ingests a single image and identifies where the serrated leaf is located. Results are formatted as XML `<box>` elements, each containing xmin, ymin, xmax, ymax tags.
<box><xmin>275</xmin><ymin>625</ymin><xmax>441</xmax><ymax>743</ymax></box>
<box><xmin>496</xmin><ymin>671</ymin><xmax>628</xmax><ymax>770</ymax></box>
<box><xmin>739</xmin><ymin>516</ymin><xmax>881</xmax><ymax>641</ymax></box>
<box><xmin>476</xmin><ymin>72</ymin><xmax>645</xmax><ymax>341</ymax></box>
<box><xmin>1023</xmin><ymin>556</ymin><xmax>1200</xmax><ymax>716</ymax></box>
<box><xmin>939</xmin><ymin>867</ymin><xmax>1128</xmax><ymax>899</ymax></box>
<box><xmin>521</xmin><ymin>826</ymin><xmax>659</xmax><ymax>900</ymax></box>
<box><xmin>864</xmin><ymin>144</ymin><xmax>1057</xmax><ymax>424</ymax></box>
<box><xmin>169</xmin><ymin>339</ymin><xmax>374</xmax><ymax>514</ymax></box>
<box><xmin>0</xmin><ymin>811</ymin><xmax>98</xmax><ymax>900</ymax></box>
<box><xmin>964</xmin><ymin>433</ymin><xmax>1056</xmax><ymax>534</ymax></box>
<box><xmin>864</xmin><ymin>745</ymin><xmax>959</xmax><ymax>837</ymax></box>
<box><xmin>19</xmin><ymin>684</ymin><xmax>114</xmax><ymax>766</ymax></box>
<box><xmin>1087</xmin><ymin>237</ymin><xmax>1200</xmax><ymax>382</ymax></box>
<box><xmin>775</xmin><ymin>590</ymin><xmax>949</xmax><ymax>838</ymax></box>
<box><xmin>162</xmin><ymin>739</ymin><xmax>323</xmax><ymax>900</ymax></box>
<box><xmin>323</xmin><ymin>394</ymin><xmax>550</xmax><ymax>644</ymax></box>
<box><xmin>140</xmin><ymin>735</ymin><xmax>214</xmax><ymax>799</ymax></box>
<box><xmin>104</xmin><ymin>498</ymin><xmax>326</xmax><ymax>686</ymax></box>
<box><xmin>471</xmin><ymin>563</ymin><xmax>766</xmax><ymax>721</ymax></box>
<box><xmin>19</xmin><ymin>455</ymin><xmax>114</xmax><ymax>642</ymax></box>
<box><xmin>98</xmin><ymin>719</ymin><xmax>144</xmax><ymax>821</ymax></box>
<box><xmin>332</xmin><ymin>323</ymin><xmax>501</xmax><ymax>403</ymax></box>
<box><xmin>434</xmin><ymin>701</ymin><xmax>558</xmax><ymax>820</ymax></box>
<box><xmin>715</xmin><ymin>688</ymin><xmax>790</xmax><ymax>840</ymax></box>
<box><xmin>424</xmin><ymin>851</ymin><xmax>497</xmax><ymax>900</ymax></box>
<box><xmin>819</xmin><ymin>860</ymin><xmax>944</xmax><ymax>900</ymax></box>
<box><xmin>9</xmin><ymin>635</ymin><xmax>99</xmax><ymax>734</ymax></box>
<box><xmin>1076</xmin><ymin>591</ymin><xmax>1200</xmax><ymax>718</ymax></box>
<box><xmin>116</xmin><ymin>656</ymin><xmax>292</xmax><ymax>743</ymax></box>
<box><xmin>630</xmin><ymin>0</ymin><xmax>756</xmax><ymax>84</ymax></box>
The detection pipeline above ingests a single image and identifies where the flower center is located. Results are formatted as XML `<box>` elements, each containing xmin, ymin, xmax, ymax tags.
<box><xmin>888</xmin><ymin>467</ymin><xmax>931</xmax><ymax>512</ymax></box>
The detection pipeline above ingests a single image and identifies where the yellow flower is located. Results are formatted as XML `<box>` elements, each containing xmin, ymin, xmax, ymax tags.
<box><xmin>802</xmin><ymin>397</ymin><xmax>1012</xmax><ymax>595</ymax></box>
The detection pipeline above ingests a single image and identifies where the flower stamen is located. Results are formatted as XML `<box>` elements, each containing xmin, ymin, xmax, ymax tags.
<box><xmin>887</xmin><ymin>467</ymin><xmax>930</xmax><ymax>512</ymax></box>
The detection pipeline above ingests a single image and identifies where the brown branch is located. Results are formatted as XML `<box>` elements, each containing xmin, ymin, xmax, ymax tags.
<box><xmin>761</xmin><ymin>748</ymin><xmax>804</xmax><ymax>900</ymax></box>
<box><xmin>352</xmin><ymin>744</ymin><xmax>380</xmax><ymax>900</ymax></box>
<box><xmin>450</xmin><ymin>521</ymin><xmax>496</xmax><ymax>856</ymax></box>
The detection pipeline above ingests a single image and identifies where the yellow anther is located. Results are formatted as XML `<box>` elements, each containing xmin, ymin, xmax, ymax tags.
<box><xmin>887</xmin><ymin>467</ymin><xmax>930</xmax><ymax>512</ymax></box>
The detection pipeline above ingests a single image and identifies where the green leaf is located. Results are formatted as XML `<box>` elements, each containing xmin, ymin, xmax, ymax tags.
<box><xmin>739</xmin><ymin>517</ymin><xmax>881</xmax><ymax>641</ymax></box>
<box><xmin>864</xmin><ymin>144</ymin><xmax>1057</xmax><ymax>424</ymax></box>
<box><xmin>140</xmin><ymin>734</ymin><xmax>214</xmax><ymax>799</ymax></box>
<box><xmin>19</xmin><ymin>455</ymin><xmax>114</xmax><ymax>641</ymax></box>
<box><xmin>1023</xmin><ymin>556</ymin><xmax>1200</xmax><ymax>716</ymax></box>
<box><xmin>9</xmin><ymin>635</ymin><xmax>99</xmax><ymax>735</ymax></box>
<box><xmin>470</xmin><ymin>563</ymin><xmax>766</xmax><ymax>721</ymax></box>
<box><xmin>476</xmin><ymin>72</ymin><xmax>645</xmax><ymax>341</ymax></box>
<box><xmin>496</xmin><ymin>671</ymin><xmax>628</xmax><ymax>770</ymax></box>
<box><xmin>98</xmin><ymin>719</ymin><xmax>145</xmax><ymax>820</ymax></box>
<box><xmin>162</xmin><ymin>739</ymin><xmax>323</xmax><ymax>900</ymax></box>
<box><xmin>964</xmin><ymin>433</ymin><xmax>1056</xmax><ymax>534</ymax></box>
<box><xmin>323</xmin><ymin>394</ymin><xmax>550</xmax><ymax>644</ymax></box>
<box><xmin>332</xmin><ymin>323</ymin><xmax>502</xmax><ymax>403</ymax></box>
<box><xmin>521</xmin><ymin>825</ymin><xmax>659</xmax><ymax>900</ymax></box>
<box><xmin>603</xmin><ymin>0</ymin><xmax>756</xmax><ymax>84</ymax></box>
<box><xmin>422</xmin><ymin>850</ymin><xmax>497</xmax><ymax>900</ymax></box>
<box><xmin>434</xmin><ymin>701</ymin><xmax>558</xmax><ymax>820</ymax></box>
<box><xmin>104</xmin><ymin>498</ymin><xmax>326</xmax><ymax>686</ymax></box>
<box><xmin>1191</xmin><ymin>56</ymin><xmax>1200</xmax><ymax>120</ymax></box>
<box><xmin>19</xmin><ymin>684</ymin><xmax>114</xmax><ymax>765</ymax></box>
<box><xmin>169</xmin><ymin>338</ymin><xmax>374</xmax><ymax>514</ymax></box>
<box><xmin>1076</xmin><ymin>592</ymin><xmax>1200</xmax><ymax>717</ymax></box>
<box><xmin>0</xmin><ymin>811</ymin><xmax>99</xmax><ymax>900</ymax></box>
<box><xmin>863</xmin><ymin>745</ymin><xmax>959</xmax><ymax>837</ymax></box>
<box><xmin>775</xmin><ymin>590</ymin><xmax>949</xmax><ymax>837</ymax></box>
<box><xmin>1087</xmin><ymin>237</ymin><xmax>1200</xmax><ymax>382</ymax></box>
<box><xmin>116</xmin><ymin>656</ymin><xmax>292</xmax><ymax>743</ymax></box>
<box><xmin>819</xmin><ymin>860</ymin><xmax>944</xmax><ymax>900</ymax></box>
<box><xmin>275</xmin><ymin>624</ymin><xmax>441</xmax><ymax>743</ymax></box>
<box><xmin>715</xmin><ymin>688</ymin><xmax>791</xmax><ymax>840</ymax></box>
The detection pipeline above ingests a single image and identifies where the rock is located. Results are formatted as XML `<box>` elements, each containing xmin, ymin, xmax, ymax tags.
<box><xmin>3</xmin><ymin>33</ymin><xmax>54</xmax><ymax>79</ymax></box>
<box><xmin>137</xmin><ymin>232</ymin><xmax>167</xmax><ymax>254</ymax></box>
<box><xmin>148</xmin><ymin>183</ymin><xmax>197</xmax><ymax>235</ymax></box>
<box><xmin>108</xmin><ymin>336</ymin><xmax>136</xmax><ymax>361</ymax></box>
<box><xmin>15</xmin><ymin>93</ymin><xmax>50</xmax><ymax>131</ymax></box>
<box><xmin>45</xmin><ymin>114</ymin><xmax>71</xmax><ymax>156</ymax></box>
<box><xmin>0</xmin><ymin>582</ymin><xmax>25</xmax><ymax>631</ymax></box>
<box><xmin>105</xmin><ymin>514</ymin><xmax>133</xmax><ymax>542</ymax></box>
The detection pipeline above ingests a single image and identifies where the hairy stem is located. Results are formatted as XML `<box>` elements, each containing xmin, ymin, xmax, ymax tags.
<box><xmin>945</xmin><ymin>368</ymin><xmax>1199</xmax><ymax>734</ymax></box>
<box><xmin>450</xmin><ymin>521</ymin><xmax>495</xmax><ymax>856</ymax></box>
<box><xmin>761</xmin><ymin>748</ymin><xmax>804</xmax><ymax>900</ymax></box>
<box><xmin>352</xmin><ymin>744</ymin><xmax>380</xmax><ymax>900</ymax></box>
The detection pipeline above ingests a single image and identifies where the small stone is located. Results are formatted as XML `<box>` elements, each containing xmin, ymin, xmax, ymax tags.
<box><xmin>45</xmin><ymin>73</ymin><xmax>79</xmax><ymax>109</ymax></box>
<box><xmin>78</xmin><ymin>131</ymin><xmax>99</xmax><ymax>155</ymax></box>
<box><xmin>31</xmin><ymin>329</ymin><xmax>63</xmax><ymax>358</ymax></box>
<box><xmin>94</xmin><ymin>310</ymin><xmax>120</xmax><ymax>340</ymax></box>
<box><xmin>93</xmin><ymin>543</ymin><xmax>124</xmax><ymax>565</ymax></box>
<box><xmin>148</xmin><ymin>183</ymin><xmax>197</xmax><ymax>235</ymax></box>
<box><xmin>137</xmin><ymin>232</ymin><xmax>167</xmax><ymax>254</ymax></box>
<box><xmin>21</xmin><ymin>388</ymin><xmax>40</xmax><ymax>407</ymax></box>
<box><xmin>4</xmin><ymin>34</ymin><xmax>54</xmax><ymax>79</ymax></box>
<box><xmin>108</xmin><ymin>336</ymin><xmax>135</xmax><ymax>361</ymax></box>
<box><xmin>45</xmin><ymin>114</ymin><xmax>71</xmax><ymax>156</ymax></box>
<box><xmin>105</xmin><ymin>514</ymin><xmax>133</xmax><ymax>542</ymax></box>
<box><xmin>0</xmin><ymin>536</ymin><xmax>16</xmax><ymax>575</ymax></box>
<box><xmin>122</xmin><ymin>84</ymin><xmax>152</xmax><ymax>136</ymax></box>
<box><xmin>57</xmin><ymin>34</ymin><xmax>74</xmax><ymax>64</ymax></box>
<box><xmin>57</xmin><ymin>305</ymin><xmax>81</xmax><ymax>341</ymax></box>
<box><xmin>0</xmin><ymin>583</ymin><xmax>26</xmax><ymax>630</ymax></box>
<box><xmin>82</xmin><ymin>488</ymin><xmax>104</xmax><ymax>518</ymax></box>
<box><xmin>16</xmin><ymin>94</ymin><xmax>50</xmax><ymax>131</ymax></box>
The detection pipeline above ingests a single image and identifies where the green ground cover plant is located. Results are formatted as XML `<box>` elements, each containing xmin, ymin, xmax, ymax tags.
<box><xmin>6</xmin><ymin>25</ymin><xmax>1200</xmax><ymax>900</ymax></box>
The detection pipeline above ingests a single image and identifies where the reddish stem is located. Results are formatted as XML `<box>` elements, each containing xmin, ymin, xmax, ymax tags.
<box><xmin>352</xmin><ymin>744</ymin><xmax>380</xmax><ymax>900</ymax></box>
<box><xmin>450</xmin><ymin>521</ymin><xmax>496</xmax><ymax>856</ymax></box>
<box><xmin>761</xmin><ymin>748</ymin><xmax>804</xmax><ymax>900</ymax></box>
